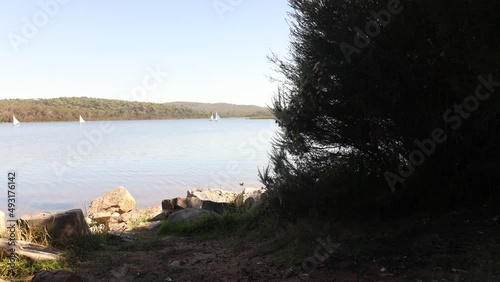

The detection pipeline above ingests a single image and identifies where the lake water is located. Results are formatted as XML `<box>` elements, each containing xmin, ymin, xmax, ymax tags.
<box><xmin>0</xmin><ymin>118</ymin><xmax>278</xmax><ymax>215</ymax></box>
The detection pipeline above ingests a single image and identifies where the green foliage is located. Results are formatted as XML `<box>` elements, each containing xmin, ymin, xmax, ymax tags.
<box><xmin>16</xmin><ymin>221</ymin><xmax>53</xmax><ymax>247</ymax></box>
<box><xmin>0</xmin><ymin>97</ymin><xmax>271</xmax><ymax>123</ymax></box>
<box><xmin>130</xmin><ymin>216</ymin><xmax>151</xmax><ymax>230</ymax></box>
<box><xmin>0</xmin><ymin>256</ymin><xmax>69</xmax><ymax>280</ymax></box>
<box><xmin>166</xmin><ymin>101</ymin><xmax>272</xmax><ymax>118</ymax></box>
<box><xmin>0</xmin><ymin>97</ymin><xmax>207</xmax><ymax>122</ymax></box>
<box><xmin>158</xmin><ymin>206</ymin><xmax>268</xmax><ymax>236</ymax></box>
<box><xmin>0</xmin><ymin>232</ymin><xmax>144</xmax><ymax>280</ymax></box>
<box><xmin>263</xmin><ymin>0</ymin><xmax>500</xmax><ymax>219</ymax></box>
<box><xmin>159</xmin><ymin>214</ymin><xmax>226</xmax><ymax>236</ymax></box>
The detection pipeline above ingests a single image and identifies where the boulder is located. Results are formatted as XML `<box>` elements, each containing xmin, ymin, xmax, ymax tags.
<box><xmin>161</xmin><ymin>198</ymin><xmax>175</xmax><ymax>212</ymax></box>
<box><xmin>20</xmin><ymin>209</ymin><xmax>90</xmax><ymax>245</ymax></box>
<box><xmin>182</xmin><ymin>197</ymin><xmax>204</xmax><ymax>209</ymax></box>
<box><xmin>0</xmin><ymin>210</ymin><xmax>5</xmax><ymax>236</ymax></box>
<box><xmin>31</xmin><ymin>269</ymin><xmax>86</xmax><ymax>282</ymax></box>
<box><xmin>120</xmin><ymin>205</ymin><xmax>161</xmax><ymax>223</ymax></box>
<box><xmin>86</xmin><ymin>212</ymin><xmax>112</xmax><ymax>224</ymax></box>
<box><xmin>167</xmin><ymin>208</ymin><xmax>215</xmax><ymax>223</ymax></box>
<box><xmin>161</xmin><ymin>197</ymin><xmax>203</xmax><ymax>213</ymax></box>
<box><xmin>149</xmin><ymin>213</ymin><xmax>168</xmax><ymax>222</ymax></box>
<box><xmin>187</xmin><ymin>188</ymin><xmax>239</xmax><ymax>203</ymax></box>
<box><xmin>241</xmin><ymin>187</ymin><xmax>265</xmax><ymax>202</ymax></box>
<box><xmin>240</xmin><ymin>187</ymin><xmax>265</xmax><ymax>208</ymax></box>
<box><xmin>163</xmin><ymin>188</ymin><xmax>265</xmax><ymax>216</ymax></box>
<box><xmin>93</xmin><ymin>205</ymin><xmax>163</xmax><ymax>232</ymax></box>
<box><xmin>86</xmin><ymin>186</ymin><xmax>136</xmax><ymax>218</ymax></box>
<box><xmin>201</xmin><ymin>200</ymin><xmax>236</xmax><ymax>215</ymax></box>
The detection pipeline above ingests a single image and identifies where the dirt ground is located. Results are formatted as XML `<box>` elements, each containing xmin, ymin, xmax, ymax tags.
<box><xmin>70</xmin><ymin>219</ymin><xmax>496</xmax><ymax>282</ymax></box>
<box><xmin>73</xmin><ymin>231</ymin><xmax>359</xmax><ymax>282</ymax></box>
<box><xmin>14</xmin><ymin>206</ymin><xmax>498</xmax><ymax>282</ymax></box>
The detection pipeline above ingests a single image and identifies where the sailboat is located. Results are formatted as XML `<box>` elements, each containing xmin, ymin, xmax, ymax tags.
<box><xmin>12</xmin><ymin>115</ymin><xmax>20</xmax><ymax>127</ymax></box>
<box><xmin>79</xmin><ymin>115</ymin><xmax>86</xmax><ymax>124</ymax></box>
<box><xmin>215</xmin><ymin>112</ymin><xmax>220</xmax><ymax>122</ymax></box>
<box><xmin>210</xmin><ymin>113</ymin><xmax>214</xmax><ymax>121</ymax></box>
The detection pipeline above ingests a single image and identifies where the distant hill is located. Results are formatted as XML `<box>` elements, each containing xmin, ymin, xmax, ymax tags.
<box><xmin>0</xmin><ymin>97</ymin><xmax>206</xmax><ymax>123</ymax></box>
<box><xmin>0</xmin><ymin>97</ymin><xmax>273</xmax><ymax>123</ymax></box>
<box><xmin>166</xmin><ymin>102</ymin><xmax>272</xmax><ymax>118</ymax></box>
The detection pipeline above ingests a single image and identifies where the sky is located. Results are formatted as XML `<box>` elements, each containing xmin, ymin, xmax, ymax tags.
<box><xmin>0</xmin><ymin>0</ymin><xmax>291</xmax><ymax>107</ymax></box>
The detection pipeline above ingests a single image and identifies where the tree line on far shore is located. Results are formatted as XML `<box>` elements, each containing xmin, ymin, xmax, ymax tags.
<box><xmin>0</xmin><ymin>97</ymin><xmax>272</xmax><ymax>122</ymax></box>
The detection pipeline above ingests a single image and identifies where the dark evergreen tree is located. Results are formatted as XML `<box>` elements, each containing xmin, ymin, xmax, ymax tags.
<box><xmin>262</xmin><ymin>0</ymin><xmax>500</xmax><ymax>219</ymax></box>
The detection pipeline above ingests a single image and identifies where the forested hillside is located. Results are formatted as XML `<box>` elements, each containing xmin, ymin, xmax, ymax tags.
<box><xmin>0</xmin><ymin>97</ymin><xmax>268</xmax><ymax>122</ymax></box>
<box><xmin>166</xmin><ymin>102</ymin><xmax>272</xmax><ymax>118</ymax></box>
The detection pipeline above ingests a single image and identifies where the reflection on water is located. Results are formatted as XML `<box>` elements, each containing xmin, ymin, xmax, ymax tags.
<box><xmin>0</xmin><ymin>118</ymin><xmax>277</xmax><ymax>215</ymax></box>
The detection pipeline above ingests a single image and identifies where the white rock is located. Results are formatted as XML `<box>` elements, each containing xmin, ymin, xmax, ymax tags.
<box><xmin>241</xmin><ymin>187</ymin><xmax>266</xmax><ymax>202</ymax></box>
<box><xmin>187</xmin><ymin>188</ymin><xmax>239</xmax><ymax>203</ymax></box>
<box><xmin>87</xmin><ymin>186</ymin><xmax>136</xmax><ymax>217</ymax></box>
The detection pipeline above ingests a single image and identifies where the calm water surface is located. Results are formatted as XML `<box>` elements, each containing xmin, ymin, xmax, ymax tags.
<box><xmin>0</xmin><ymin>118</ymin><xmax>277</xmax><ymax>215</ymax></box>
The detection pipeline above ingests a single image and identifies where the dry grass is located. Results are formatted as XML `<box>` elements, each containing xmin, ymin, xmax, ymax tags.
<box><xmin>16</xmin><ymin>220</ymin><xmax>53</xmax><ymax>246</ymax></box>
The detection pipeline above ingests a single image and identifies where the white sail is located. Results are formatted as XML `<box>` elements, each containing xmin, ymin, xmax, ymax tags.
<box><xmin>12</xmin><ymin>115</ymin><xmax>20</xmax><ymax>127</ymax></box>
<box><xmin>215</xmin><ymin>112</ymin><xmax>220</xmax><ymax>122</ymax></box>
<box><xmin>79</xmin><ymin>115</ymin><xmax>85</xmax><ymax>124</ymax></box>
<box><xmin>210</xmin><ymin>113</ymin><xmax>214</xmax><ymax>121</ymax></box>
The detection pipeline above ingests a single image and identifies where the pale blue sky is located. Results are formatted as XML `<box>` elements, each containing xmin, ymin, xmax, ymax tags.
<box><xmin>0</xmin><ymin>0</ymin><xmax>291</xmax><ymax>106</ymax></box>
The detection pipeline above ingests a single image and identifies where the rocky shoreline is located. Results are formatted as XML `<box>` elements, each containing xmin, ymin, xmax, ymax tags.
<box><xmin>0</xmin><ymin>186</ymin><xmax>495</xmax><ymax>281</ymax></box>
<box><xmin>0</xmin><ymin>186</ymin><xmax>266</xmax><ymax>276</ymax></box>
